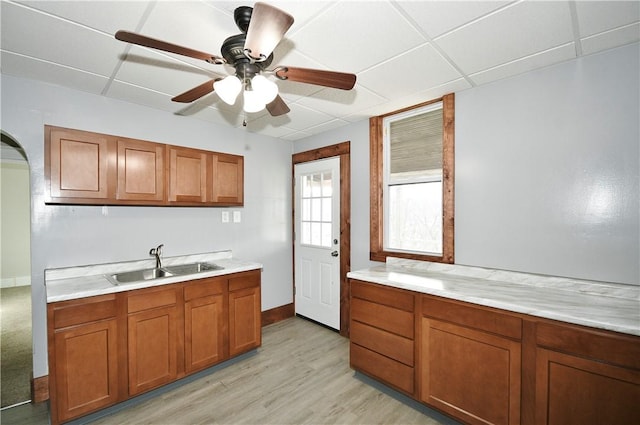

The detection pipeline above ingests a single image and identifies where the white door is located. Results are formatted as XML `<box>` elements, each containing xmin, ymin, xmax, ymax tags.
<box><xmin>294</xmin><ymin>157</ymin><xmax>341</xmax><ymax>330</ymax></box>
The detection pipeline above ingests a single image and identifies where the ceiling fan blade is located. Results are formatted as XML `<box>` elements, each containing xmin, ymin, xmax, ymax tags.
<box><xmin>115</xmin><ymin>30</ymin><xmax>224</xmax><ymax>64</ymax></box>
<box><xmin>266</xmin><ymin>95</ymin><xmax>290</xmax><ymax>116</ymax></box>
<box><xmin>172</xmin><ymin>79</ymin><xmax>217</xmax><ymax>103</ymax></box>
<box><xmin>244</xmin><ymin>2</ymin><xmax>294</xmax><ymax>61</ymax></box>
<box><xmin>275</xmin><ymin>67</ymin><xmax>356</xmax><ymax>90</ymax></box>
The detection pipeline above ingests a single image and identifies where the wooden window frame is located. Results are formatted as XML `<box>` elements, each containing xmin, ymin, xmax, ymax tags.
<box><xmin>370</xmin><ymin>93</ymin><xmax>454</xmax><ymax>264</ymax></box>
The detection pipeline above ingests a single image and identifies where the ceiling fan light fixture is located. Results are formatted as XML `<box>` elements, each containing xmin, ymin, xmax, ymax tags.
<box><xmin>251</xmin><ymin>75</ymin><xmax>278</xmax><ymax>104</ymax></box>
<box><xmin>243</xmin><ymin>89</ymin><xmax>266</xmax><ymax>113</ymax></box>
<box><xmin>213</xmin><ymin>75</ymin><xmax>242</xmax><ymax>105</ymax></box>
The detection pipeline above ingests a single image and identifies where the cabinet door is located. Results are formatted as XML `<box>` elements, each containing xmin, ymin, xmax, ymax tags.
<box><xmin>211</xmin><ymin>153</ymin><xmax>243</xmax><ymax>205</ymax></box>
<box><xmin>184</xmin><ymin>278</ymin><xmax>226</xmax><ymax>372</ymax></box>
<box><xmin>127</xmin><ymin>287</ymin><xmax>178</xmax><ymax>395</ymax></box>
<box><xmin>421</xmin><ymin>318</ymin><xmax>521</xmax><ymax>425</ymax></box>
<box><xmin>46</xmin><ymin>126</ymin><xmax>113</xmax><ymax>201</ymax></box>
<box><xmin>536</xmin><ymin>348</ymin><xmax>640</xmax><ymax>425</ymax></box>
<box><xmin>168</xmin><ymin>146</ymin><xmax>208</xmax><ymax>204</ymax></box>
<box><xmin>229</xmin><ymin>272</ymin><xmax>261</xmax><ymax>356</ymax></box>
<box><xmin>117</xmin><ymin>138</ymin><xmax>165</xmax><ymax>202</ymax></box>
<box><xmin>53</xmin><ymin>319</ymin><xmax>119</xmax><ymax>422</ymax></box>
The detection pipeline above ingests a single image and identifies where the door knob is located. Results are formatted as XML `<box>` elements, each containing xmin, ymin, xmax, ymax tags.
<box><xmin>331</xmin><ymin>251</ymin><xmax>339</xmax><ymax>257</ymax></box>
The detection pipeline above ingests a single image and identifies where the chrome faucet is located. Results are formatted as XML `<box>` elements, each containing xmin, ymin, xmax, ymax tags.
<box><xmin>150</xmin><ymin>244</ymin><xmax>164</xmax><ymax>268</ymax></box>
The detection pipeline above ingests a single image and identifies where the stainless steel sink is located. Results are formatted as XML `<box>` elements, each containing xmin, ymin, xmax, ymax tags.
<box><xmin>162</xmin><ymin>262</ymin><xmax>224</xmax><ymax>275</ymax></box>
<box><xmin>108</xmin><ymin>268</ymin><xmax>174</xmax><ymax>285</ymax></box>
<box><xmin>106</xmin><ymin>262</ymin><xmax>223</xmax><ymax>285</ymax></box>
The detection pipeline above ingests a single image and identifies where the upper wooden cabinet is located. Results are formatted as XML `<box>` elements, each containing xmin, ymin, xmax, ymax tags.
<box><xmin>168</xmin><ymin>146</ymin><xmax>208</xmax><ymax>204</ymax></box>
<box><xmin>211</xmin><ymin>153</ymin><xmax>243</xmax><ymax>205</ymax></box>
<box><xmin>116</xmin><ymin>138</ymin><xmax>165</xmax><ymax>202</ymax></box>
<box><xmin>45</xmin><ymin>127</ymin><xmax>114</xmax><ymax>202</ymax></box>
<box><xmin>45</xmin><ymin>125</ymin><xmax>244</xmax><ymax>206</ymax></box>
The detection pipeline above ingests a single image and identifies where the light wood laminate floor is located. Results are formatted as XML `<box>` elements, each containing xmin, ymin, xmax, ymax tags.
<box><xmin>2</xmin><ymin>317</ymin><xmax>459</xmax><ymax>424</ymax></box>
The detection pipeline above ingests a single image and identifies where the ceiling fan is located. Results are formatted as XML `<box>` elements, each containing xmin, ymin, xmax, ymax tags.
<box><xmin>115</xmin><ymin>2</ymin><xmax>357</xmax><ymax>118</ymax></box>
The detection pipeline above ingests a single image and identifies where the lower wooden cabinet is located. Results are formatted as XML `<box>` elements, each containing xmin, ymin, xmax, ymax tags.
<box><xmin>229</xmin><ymin>271</ymin><xmax>261</xmax><ymax>356</ymax></box>
<box><xmin>184</xmin><ymin>277</ymin><xmax>227</xmax><ymax>372</ymax></box>
<box><xmin>420</xmin><ymin>296</ymin><xmax>522</xmax><ymax>425</ymax></box>
<box><xmin>47</xmin><ymin>294</ymin><xmax>120</xmax><ymax>423</ymax></box>
<box><xmin>421</xmin><ymin>317</ymin><xmax>521</xmax><ymax>425</ymax></box>
<box><xmin>350</xmin><ymin>280</ymin><xmax>415</xmax><ymax>395</ymax></box>
<box><xmin>348</xmin><ymin>279</ymin><xmax>640</xmax><ymax>425</ymax></box>
<box><xmin>48</xmin><ymin>270</ymin><xmax>261</xmax><ymax>424</ymax></box>
<box><xmin>535</xmin><ymin>322</ymin><xmax>640</xmax><ymax>425</ymax></box>
<box><xmin>127</xmin><ymin>286</ymin><xmax>179</xmax><ymax>395</ymax></box>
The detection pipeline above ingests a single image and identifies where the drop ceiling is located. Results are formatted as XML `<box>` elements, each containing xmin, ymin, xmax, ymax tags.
<box><xmin>1</xmin><ymin>0</ymin><xmax>638</xmax><ymax>141</ymax></box>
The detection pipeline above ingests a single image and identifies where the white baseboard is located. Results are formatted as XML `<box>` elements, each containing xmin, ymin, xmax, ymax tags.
<box><xmin>0</xmin><ymin>275</ymin><xmax>31</xmax><ymax>288</ymax></box>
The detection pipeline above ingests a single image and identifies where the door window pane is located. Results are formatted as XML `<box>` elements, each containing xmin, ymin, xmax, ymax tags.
<box><xmin>300</xmin><ymin>170</ymin><xmax>333</xmax><ymax>248</ymax></box>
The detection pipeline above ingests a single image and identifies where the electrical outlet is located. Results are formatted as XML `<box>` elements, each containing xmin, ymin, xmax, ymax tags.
<box><xmin>233</xmin><ymin>210</ymin><xmax>241</xmax><ymax>223</ymax></box>
<box><xmin>221</xmin><ymin>211</ymin><xmax>230</xmax><ymax>223</ymax></box>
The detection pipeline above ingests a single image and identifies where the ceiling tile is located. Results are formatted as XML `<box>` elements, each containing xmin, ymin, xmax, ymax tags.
<box><xmin>1</xmin><ymin>2</ymin><xmax>123</xmax><ymax>76</ymax></box>
<box><xmin>581</xmin><ymin>22</ymin><xmax>640</xmax><ymax>55</ymax></box>
<box><xmin>469</xmin><ymin>43</ymin><xmax>577</xmax><ymax>86</ymax></box>
<box><xmin>180</xmin><ymin>102</ymin><xmax>246</xmax><ymax>129</ymax></box>
<box><xmin>357</xmin><ymin>43</ymin><xmax>462</xmax><ymax>99</ymax></box>
<box><xmin>435</xmin><ymin>1</ymin><xmax>574</xmax><ymax>74</ymax></box>
<box><xmin>106</xmin><ymin>80</ymin><xmax>180</xmax><ymax>114</ymax></box>
<box><xmin>15</xmin><ymin>0</ymin><xmax>151</xmax><ymax>34</ymax></box>
<box><xmin>202</xmin><ymin>1</ymin><xmax>334</xmax><ymax>35</ymax></box>
<box><xmin>575</xmin><ymin>1</ymin><xmax>640</xmax><ymax>37</ymax></box>
<box><xmin>295</xmin><ymin>85</ymin><xmax>387</xmax><ymax>118</ymax></box>
<box><xmin>0</xmin><ymin>51</ymin><xmax>110</xmax><ymax>95</ymax></box>
<box><xmin>291</xmin><ymin>1</ymin><xmax>426</xmax><ymax>73</ymax></box>
<box><xmin>354</xmin><ymin>78</ymin><xmax>471</xmax><ymax>119</ymax></box>
<box><xmin>395</xmin><ymin>0</ymin><xmax>512</xmax><ymax>38</ymax></box>
<box><xmin>136</xmin><ymin>1</ymin><xmax>236</xmax><ymax>68</ymax></box>
<box><xmin>300</xmin><ymin>118</ymin><xmax>351</xmax><ymax>137</ymax></box>
<box><xmin>261</xmin><ymin>102</ymin><xmax>334</xmax><ymax>131</ymax></box>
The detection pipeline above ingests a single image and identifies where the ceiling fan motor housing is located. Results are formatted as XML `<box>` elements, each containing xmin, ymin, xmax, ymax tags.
<box><xmin>221</xmin><ymin>33</ymin><xmax>273</xmax><ymax>81</ymax></box>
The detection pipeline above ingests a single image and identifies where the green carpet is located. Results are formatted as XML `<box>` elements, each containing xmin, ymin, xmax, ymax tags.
<box><xmin>1</xmin><ymin>286</ymin><xmax>32</xmax><ymax>408</ymax></box>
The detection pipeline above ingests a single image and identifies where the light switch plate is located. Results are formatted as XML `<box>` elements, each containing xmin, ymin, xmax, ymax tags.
<box><xmin>221</xmin><ymin>211</ymin><xmax>230</xmax><ymax>223</ymax></box>
<box><xmin>233</xmin><ymin>211</ymin><xmax>241</xmax><ymax>223</ymax></box>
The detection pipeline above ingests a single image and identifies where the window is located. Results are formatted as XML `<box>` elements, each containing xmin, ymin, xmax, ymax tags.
<box><xmin>370</xmin><ymin>94</ymin><xmax>454</xmax><ymax>263</ymax></box>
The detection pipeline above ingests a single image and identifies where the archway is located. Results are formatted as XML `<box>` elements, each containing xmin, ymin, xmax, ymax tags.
<box><xmin>0</xmin><ymin>130</ymin><xmax>33</xmax><ymax>408</ymax></box>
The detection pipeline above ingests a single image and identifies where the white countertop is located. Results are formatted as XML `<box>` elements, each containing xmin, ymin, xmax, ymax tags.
<box><xmin>347</xmin><ymin>258</ymin><xmax>640</xmax><ymax>337</ymax></box>
<box><xmin>46</xmin><ymin>250</ymin><xmax>262</xmax><ymax>303</ymax></box>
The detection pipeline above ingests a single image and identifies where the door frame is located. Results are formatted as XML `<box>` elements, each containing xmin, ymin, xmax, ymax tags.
<box><xmin>292</xmin><ymin>142</ymin><xmax>350</xmax><ymax>336</ymax></box>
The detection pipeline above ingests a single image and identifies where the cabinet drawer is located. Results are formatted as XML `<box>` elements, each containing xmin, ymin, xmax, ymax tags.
<box><xmin>128</xmin><ymin>287</ymin><xmax>177</xmax><ymax>313</ymax></box>
<box><xmin>52</xmin><ymin>294</ymin><xmax>117</xmax><ymax>329</ymax></box>
<box><xmin>184</xmin><ymin>277</ymin><xmax>225</xmax><ymax>301</ymax></box>
<box><xmin>350</xmin><ymin>320</ymin><xmax>413</xmax><ymax>366</ymax></box>
<box><xmin>422</xmin><ymin>296</ymin><xmax>522</xmax><ymax>340</ymax></box>
<box><xmin>351</xmin><ymin>280</ymin><xmax>414</xmax><ymax>312</ymax></box>
<box><xmin>536</xmin><ymin>320</ymin><xmax>640</xmax><ymax>369</ymax></box>
<box><xmin>350</xmin><ymin>343</ymin><xmax>414</xmax><ymax>395</ymax></box>
<box><xmin>352</xmin><ymin>297</ymin><xmax>413</xmax><ymax>339</ymax></box>
<box><xmin>229</xmin><ymin>270</ymin><xmax>260</xmax><ymax>292</ymax></box>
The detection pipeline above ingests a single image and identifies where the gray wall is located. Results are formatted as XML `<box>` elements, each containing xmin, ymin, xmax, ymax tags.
<box><xmin>1</xmin><ymin>75</ymin><xmax>294</xmax><ymax>378</ymax></box>
<box><xmin>295</xmin><ymin>43</ymin><xmax>639</xmax><ymax>286</ymax></box>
